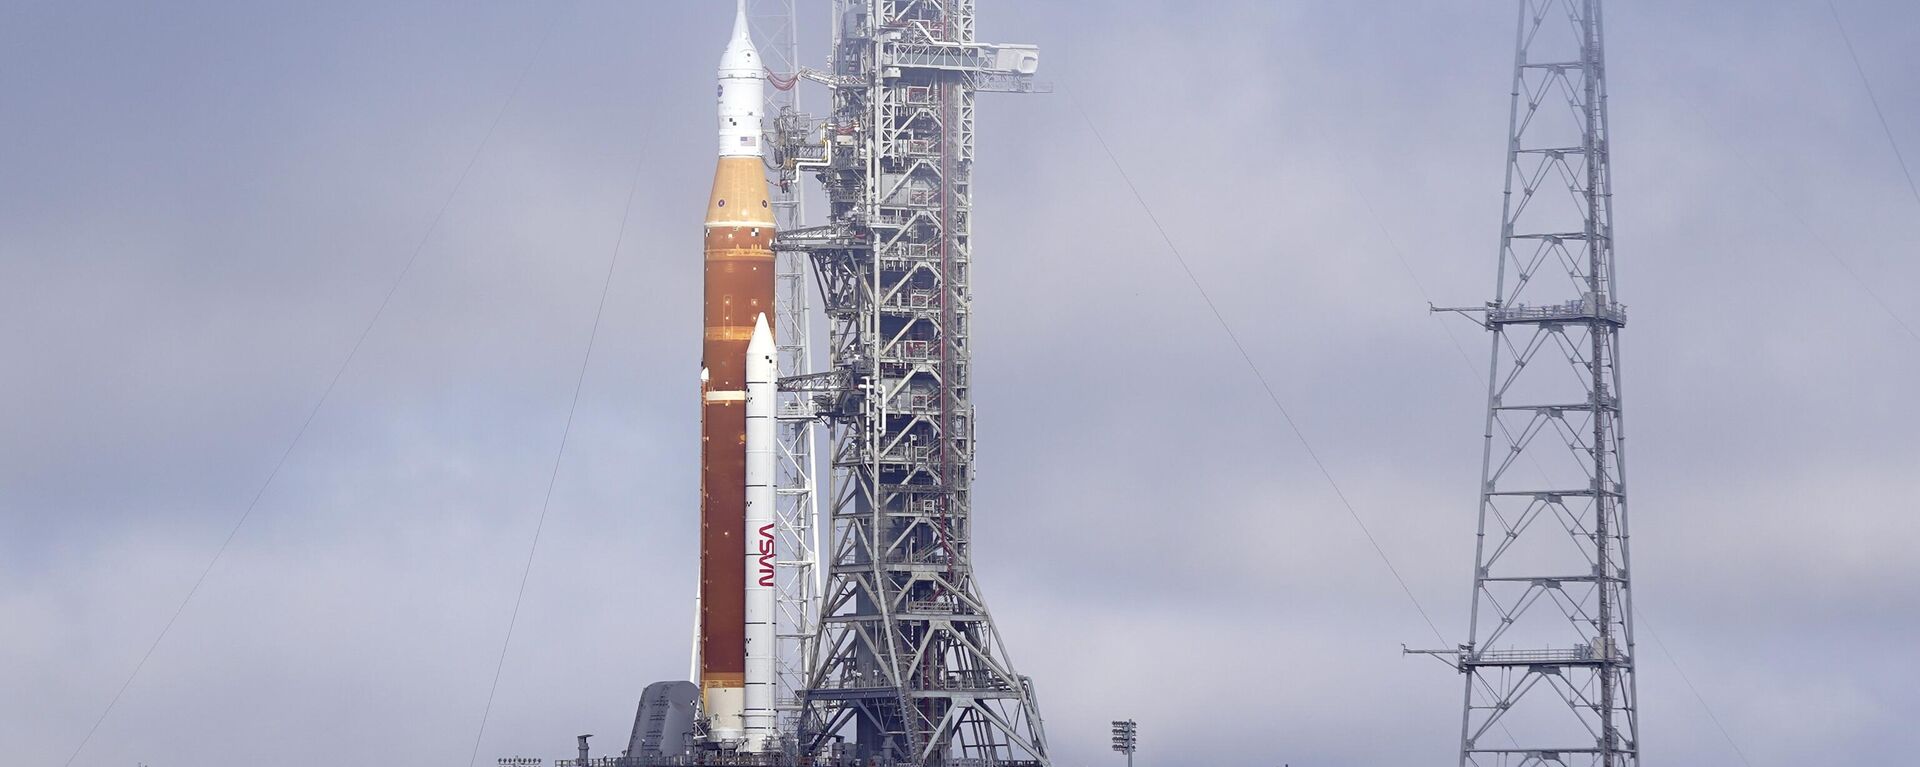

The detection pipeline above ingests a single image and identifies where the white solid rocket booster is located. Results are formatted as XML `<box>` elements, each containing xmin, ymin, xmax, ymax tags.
<box><xmin>742</xmin><ymin>313</ymin><xmax>778</xmax><ymax>751</ymax></box>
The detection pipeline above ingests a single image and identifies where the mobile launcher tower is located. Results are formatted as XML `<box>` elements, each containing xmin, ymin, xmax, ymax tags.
<box><xmin>503</xmin><ymin>3</ymin><xmax>1048</xmax><ymax>766</ymax></box>
<box><xmin>775</xmin><ymin>0</ymin><xmax>1047</xmax><ymax>765</ymax></box>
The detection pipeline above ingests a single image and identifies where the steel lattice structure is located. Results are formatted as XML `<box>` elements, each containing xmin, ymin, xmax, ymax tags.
<box><xmin>774</xmin><ymin>1</ymin><xmax>1047</xmax><ymax>764</ymax></box>
<box><xmin>1444</xmin><ymin>1</ymin><xmax>1639</xmax><ymax>765</ymax></box>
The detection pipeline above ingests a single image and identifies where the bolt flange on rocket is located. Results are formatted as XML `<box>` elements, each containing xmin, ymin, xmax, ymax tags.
<box><xmin>697</xmin><ymin>0</ymin><xmax>776</xmax><ymax>752</ymax></box>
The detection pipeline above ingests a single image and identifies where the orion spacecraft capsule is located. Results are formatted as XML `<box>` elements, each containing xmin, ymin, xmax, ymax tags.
<box><xmin>697</xmin><ymin>0</ymin><xmax>775</xmax><ymax>749</ymax></box>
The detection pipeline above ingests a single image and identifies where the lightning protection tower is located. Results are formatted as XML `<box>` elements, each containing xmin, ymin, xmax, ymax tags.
<box><xmin>775</xmin><ymin>1</ymin><xmax>1048</xmax><ymax>764</ymax></box>
<box><xmin>1437</xmin><ymin>1</ymin><xmax>1640</xmax><ymax>764</ymax></box>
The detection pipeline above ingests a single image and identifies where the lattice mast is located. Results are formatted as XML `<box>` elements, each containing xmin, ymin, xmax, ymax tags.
<box><xmin>1433</xmin><ymin>1</ymin><xmax>1639</xmax><ymax>764</ymax></box>
<box><xmin>775</xmin><ymin>1</ymin><xmax>1046</xmax><ymax>764</ymax></box>
<box><xmin>748</xmin><ymin>0</ymin><xmax>826</xmax><ymax>739</ymax></box>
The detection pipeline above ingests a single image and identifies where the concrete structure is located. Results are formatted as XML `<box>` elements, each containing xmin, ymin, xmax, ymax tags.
<box><xmin>627</xmin><ymin>682</ymin><xmax>699</xmax><ymax>760</ymax></box>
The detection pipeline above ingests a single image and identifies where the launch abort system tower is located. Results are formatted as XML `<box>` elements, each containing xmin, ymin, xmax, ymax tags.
<box><xmin>1430</xmin><ymin>1</ymin><xmax>1640</xmax><ymax>765</ymax></box>
<box><xmin>777</xmin><ymin>1</ymin><xmax>1047</xmax><ymax>764</ymax></box>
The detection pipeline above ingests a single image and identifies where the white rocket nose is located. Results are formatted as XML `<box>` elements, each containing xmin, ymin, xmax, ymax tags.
<box><xmin>719</xmin><ymin>0</ymin><xmax>758</xmax><ymax>76</ymax></box>
<box><xmin>746</xmin><ymin>313</ymin><xmax>775</xmax><ymax>373</ymax></box>
<box><xmin>717</xmin><ymin>0</ymin><xmax>764</xmax><ymax>158</ymax></box>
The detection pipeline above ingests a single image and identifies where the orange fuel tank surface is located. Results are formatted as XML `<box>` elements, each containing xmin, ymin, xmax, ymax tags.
<box><xmin>699</xmin><ymin>154</ymin><xmax>775</xmax><ymax>692</ymax></box>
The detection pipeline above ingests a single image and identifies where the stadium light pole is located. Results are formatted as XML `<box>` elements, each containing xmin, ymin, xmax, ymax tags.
<box><xmin>1110</xmin><ymin>720</ymin><xmax>1137</xmax><ymax>767</ymax></box>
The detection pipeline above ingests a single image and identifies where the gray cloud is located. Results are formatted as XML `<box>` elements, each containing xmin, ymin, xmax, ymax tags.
<box><xmin>4</xmin><ymin>1</ymin><xmax>1917</xmax><ymax>766</ymax></box>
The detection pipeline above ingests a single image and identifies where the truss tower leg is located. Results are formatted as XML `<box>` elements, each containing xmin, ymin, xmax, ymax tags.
<box><xmin>1450</xmin><ymin>2</ymin><xmax>1640</xmax><ymax>766</ymax></box>
<box><xmin>779</xmin><ymin>2</ymin><xmax>1048</xmax><ymax>765</ymax></box>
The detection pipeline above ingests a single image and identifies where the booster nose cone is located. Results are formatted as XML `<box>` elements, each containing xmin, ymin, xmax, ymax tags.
<box><xmin>747</xmin><ymin>313</ymin><xmax>775</xmax><ymax>374</ymax></box>
<box><xmin>717</xmin><ymin>0</ymin><xmax>764</xmax><ymax>157</ymax></box>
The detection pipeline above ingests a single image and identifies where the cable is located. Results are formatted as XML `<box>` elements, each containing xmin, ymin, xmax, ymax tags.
<box><xmin>1271</xmin><ymin>116</ymin><xmax>1536</xmax><ymax>752</ymax></box>
<box><xmin>1553</xmin><ymin>7</ymin><xmax>1920</xmax><ymax>762</ymax></box>
<box><xmin>1064</xmin><ymin>23</ymin><xmax>1760</xmax><ymax>767</ymax></box>
<box><xmin>1670</xmin><ymin>13</ymin><xmax>1920</xmax><ymax>348</ymax></box>
<box><xmin>1337</xmin><ymin>153</ymin><xmax>1487</xmax><ymax>383</ymax></box>
<box><xmin>58</xmin><ymin>7</ymin><xmax>573</xmax><ymax>765</ymax></box>
<box><xmin>1692</xmin><ymin>116</ymin><xmax>1920</xmax><ymax>348</ymax></box>
<box><xmin>1825</xmin><ymin>0</ymin><xmax>1920</xmax><ymax>211</ymax></box>
<box><xmin>1067</xmin><ymin>94</ymin><xmax>1450</xmax><ymax>648</ymax></box>
<box><xmin>1420</xmin><ymin>266</ymin><xmax>1756</xmax><ymax>764</ymax></box>
<box><xmin>464</xmin><ymin>155</ymin><xmax>645</xmax><ymax>767</ymax></box>
<box><xmin>1635</xmin><ymin>610</ymin><xmax>1756</xmax><ymax>767</ymax></box>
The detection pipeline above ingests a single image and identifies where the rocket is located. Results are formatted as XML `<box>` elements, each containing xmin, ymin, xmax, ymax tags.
<box><xmin>697</xmin><ymin>0</ymin><xmax>775</xmax><ymax>749</ymax></box>
<box><xmin>742</xmin><ymin>315</ymin><xmax>778</xmax><ymax>751</ymax></box>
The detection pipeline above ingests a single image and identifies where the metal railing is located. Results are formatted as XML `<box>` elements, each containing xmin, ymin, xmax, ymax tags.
<box><xmin>1467</xmin><ymin>646</ymin><xmax>1598</xmax><ymax>665</ymax></box>
<box><xmin>1488</xmin><ymin>297</ymin><xmax>1627</xmax><ymax>326</ymax></box>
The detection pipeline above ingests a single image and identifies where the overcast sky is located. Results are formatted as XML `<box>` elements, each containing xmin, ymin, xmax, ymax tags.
<box><xmin>4</xmin><ymin>1</ymin><xmax>1918</xmax><ymax>765</ymax></box>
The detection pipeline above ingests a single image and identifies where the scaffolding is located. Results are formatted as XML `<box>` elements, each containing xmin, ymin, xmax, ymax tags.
<box><xmin>774</xmin><ymin>2</ymin><xmax>1048</xmax><ymax>764</ymax></box>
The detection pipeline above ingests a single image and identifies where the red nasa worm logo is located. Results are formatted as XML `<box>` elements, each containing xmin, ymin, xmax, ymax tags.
<box><xmin>756</xmin><ymin>523</ymin><xmax>776</xmax><ymax>587</ymax></box>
